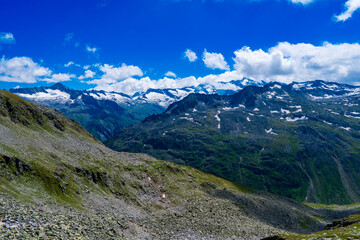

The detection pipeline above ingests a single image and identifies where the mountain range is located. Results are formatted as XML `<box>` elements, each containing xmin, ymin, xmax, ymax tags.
<box><xmin>8</xmin><ymin>78</ymin><xmax>262</xmax><ymax>141</ymax></box>
<box><xmin>1</xmin><ymin>89</ymin><xmax>353</xmax><ymax>239</ymax></box>
<box><xmin>105</xmin><ymin>80</ymin><xmax>360</xmax><ymax>204</ymax></box>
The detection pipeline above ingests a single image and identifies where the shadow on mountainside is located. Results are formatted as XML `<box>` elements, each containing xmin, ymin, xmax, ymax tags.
<box><xmin>204</xmin><ymin>186</ymin><xmax>360</xmax><ymax>234</ymax></box>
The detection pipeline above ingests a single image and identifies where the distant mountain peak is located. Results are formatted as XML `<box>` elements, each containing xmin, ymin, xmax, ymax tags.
<box><xmin>49</xmin><ymin>82</ymin><xmax>70</xmax><ymax>91</ymax></box>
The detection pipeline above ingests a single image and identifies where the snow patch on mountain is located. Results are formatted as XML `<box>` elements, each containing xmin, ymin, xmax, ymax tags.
<box><xmin>88</xmin><ymin>92</ymin><xmax>132</xmax><ymax>105</ymax></box>
<box><xmin>265</xmin><ymin>128</ymin><xmax>278</xmax><ymax>135</ymax></box>
<box><xmin>339</xmin><ymin>126</ymin><xmax>351</xmax><ymax>131</ymax></box>
<box><xmin>281</xmin><ymin>108</ymin><xmax>291</xmax><ymax>114</ymax></box>
<box><xmin>344</xmin><ymin>114</ymin><xmax>360</xmax><ymax>119</ymax></box>
<box><xmin>270</xmin><ymin>84</ymin><xmax>282</xmax><ymax>89</ymax></box>
<box><xmin>180</xmin><ymin>117</ymin><xmax>194</xmax><ymax>122</ymax></box>
<box><xmin>215</xmin><ymin>111</ymin><xmax>221</xmax><ymax>129</ymax></box>
<box><xmin>285</xmin><ymin>116</ymin><xmax>308</xmax><ymax>122</ymax></box>
<box><xmin>17</xmin><ymin>89</ymin><xmax>71</xmax><ymax>104</ymax></box>
<box><xmin>223</xmin><ymin>107</ymin><xmax>240</xmax><ymax>111</ymax></box>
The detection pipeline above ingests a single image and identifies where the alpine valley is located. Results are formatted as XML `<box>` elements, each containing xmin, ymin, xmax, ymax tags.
<box><xmin>106</xmin><ymin>80</ymin><xmax>360</xmax><ymax>205</ymax></box>
<box><xmin>2</xmin><ymin>80</ymin><xmax>360</xmax><ymax>239</ymax></box>
<box><xmin>4</xmin><ymin>89</ymin><xmax>360</xmax><ymax>239</ymax></box>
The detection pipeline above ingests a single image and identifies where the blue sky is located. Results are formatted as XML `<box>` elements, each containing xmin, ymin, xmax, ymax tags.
<box><xmin>1</xmin><ymin>0</ymin><xmax>360</xmax><ymax>94</ymax></box>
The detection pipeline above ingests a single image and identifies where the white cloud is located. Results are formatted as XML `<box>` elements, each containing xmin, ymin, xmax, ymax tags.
<box><xmin>79</xmin><ymin>70</ymin><xmax>96</xmax><ymax>79</ymax></box>
<box><xmin>335</xmin><ymin>0</ymin><xmax>360</xmax><ymax>21</ymax></box>
<box><xmin>233</xmin><ymin>42</ymin><xmax>360</xmax><ymax>84</ymax></box>
<box><xmin>93</xmin><ymin>76</ymin><xmax>195</xmax><ymax>95</ymax></box>
<box><xmin>197</xmin><ymin>70</ymin><xmax>244</xmax><ymax>85</ymax></box>
<box><xmin>0</xmin><ymin>32</ymin><xmax>16</xmax><ymax>49</ymax></box>
<box><xmin>233</xmin><ymin>46</ymin><xmax>294</xmax><ymax>79</ymax></box>
<box><xmin>184</xmin><ymin>49</ymin><xmax>198</xmax><ymax>62</ymax></box>
<box><xmin>64</xmin><ymin>61</ymin><xmax>80</xmax><ymax>67</ymax></box>
<box><xmin>0</xmin><ymin>56</ymin><xmax>51</xmax><ymax>83</ymax></box>
<box><xmin>44</xmin><ymin>73</ymin><xmax>75</xmax><ymax>83</ymax></box>
<box><xmin>0</xmin><ymin>32</ymin><xmax>15</xmax><ymax>44</ymax></box>
<box><xmin>91</xmin><ymin>68</ymin><xmax>248</xmax><ymax>95</ymax></box>
<box><xmin>64</xmin><ymin>61</ymin><xmax>74</xmax><ymax>67</ymax></box>
<box><xmin>0</xmin><ymin>56</ymin><xmax>78</xmax><ymax>83</ymax></box>
<box><xmin>202</xmin><ymin>49</ymin><xmax>230</xmax><ymax>70</ymax></box>
<box><xmin>87</xmin><ymin>63</ymin><xmax>143</xmax><ymax>85</ymax></box>
<box><xmin>289</xmin><ymin>0</ymin><xmax>314</xmax><ymax>5</ymax></box>
<box><xmin>86</xmin><ymin>45</ymin><xmax>98</xmax><ymax>53</ymax></box>
<box><xmin>88</xmin><ymin>41</ymin><xmax>360</xmax><ymax>94</ymax></box>
<box><xmin>165</xmin><ymin>71</ymin><xmax>177</xmax><ymax>77</ymax></box>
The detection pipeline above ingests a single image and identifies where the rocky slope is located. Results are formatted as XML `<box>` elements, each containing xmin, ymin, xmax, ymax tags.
<box><xmin>106</xmin><ymin>80</ymin><xmax>360</xmax><ymax>204</ymax></box>
<box><xmin>1</xmin><ymin>90</ymin><xmax>357</xmax><ymax>239</ymax></box>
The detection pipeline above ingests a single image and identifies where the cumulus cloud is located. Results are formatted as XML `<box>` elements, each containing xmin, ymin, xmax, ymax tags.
<box><xmin>335</xmin><ymin>0</ymin><xmax>360</xmax><ymax>21</ymax></box>
<box><xmin>0</xmin><ymin>56</ymin><xmax>78</xmax><ymax>83</ymax></box>
<box><xmin>91</xmin><ymin>69</ymin><xmax>248</xmax><ymax>95</ymax></box>
<box><xmin>184</xmin><ymin>49</ymin><xmax>198</xmax><ymax>62</ymax></box>
<box><xmin>93</xmin><ymin>76</ymin><xmax>195</xmax><ymax>95</ymax></box>
<box><xmin>165</xmin><ymin>71</ymin><xmax>177</xmax><ymax>77</ymax></box>
<box><xmin>87</xmin><ymin>63</ymin><xmax>143</xmax><ymax>85</ymax></box>
<box><xmin>86</xmin><ymin>45</ymin><xmax>98</xmax><ymax>53</ymax></box>
<box><xmin>202</xmin><ymin>49</ymin><xmax>230</xmax><ymax>70</ymax></box>
<box><xmin>233</xmin><ymin>42</ymin><xmax>360</xmax><ymax>84</ymax></box>
<box><xmin>233</xmin><ymin>46</ymin><xmax>294</xmax><ymax>79</ymax></box>
<box><xmin>44</xmin><ymin>73</ymin><xmax>75</xmax><ymax>83</ymax></box>
<box><xmin>89</xmin><ymin>40</ymin><xmax>360</xmax><ymax>95</ymax></box>
<box><xmin>0</xmin><ymin>56</ymin><xmax>51</xmax><ymax>83</ymax></box>
<box><xmin>79</xmin><ymin>70</ymin><xmax>96</xmax><ymax>80</ymax></box>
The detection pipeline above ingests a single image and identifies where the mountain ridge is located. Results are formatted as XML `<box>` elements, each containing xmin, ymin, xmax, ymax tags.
<box><xmin>8</xmin><ymin>83</ymin><xmax>164</xmax><ymax>141</ymax></box>
<box><xmin>106</xmin><ymin>80</ymin><xmax>360</xmax><ymax>204</ymax></box>
<box><xmin>8</xmin><ymin>78</ymin><xmax>262</xmax><ymax>141</ymax></box>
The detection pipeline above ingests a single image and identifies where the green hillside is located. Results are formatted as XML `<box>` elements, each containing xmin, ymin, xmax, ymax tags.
<box><xmin>106</xmin><ymin>82</ymin><xmax>360</xmax><ymax>204</ymax></box>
